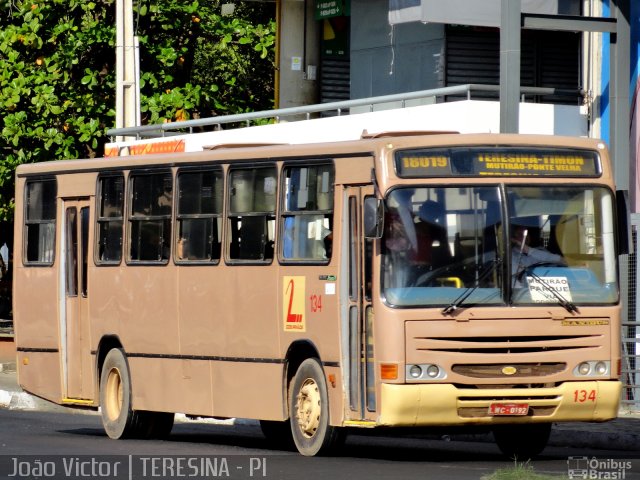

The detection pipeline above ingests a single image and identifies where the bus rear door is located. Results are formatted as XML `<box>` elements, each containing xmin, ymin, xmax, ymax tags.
<box><xmin>61</xmin><ymin>198</ymin><xmax>94</xmax><ymax>402</ymax></box>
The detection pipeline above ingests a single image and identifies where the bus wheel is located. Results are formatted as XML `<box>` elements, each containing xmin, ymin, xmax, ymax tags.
<box><xmin>144</xmin><ymin>411</ymin><xmax>174</xmax><ymax>439</ymax></box>
<box><xmin>100</xmin><ymin>348</ymin><xmax>143</xmax><ymax>439</ymax></box>
<box><xmin>289</xmin><ymin>358</ymin><xmax>342</xmax><ymax>456</ymax></box>
<box><xmin>493</xmin><ymin>423</ymin><xmax>551</xmax><ymax>460</ymax></box>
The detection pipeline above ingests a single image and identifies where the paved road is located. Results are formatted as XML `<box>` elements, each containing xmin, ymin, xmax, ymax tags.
<box><xmin>0</xmin><ymin>409</ymin><xmax>639</xmax><ymax>480</ymax></box>
<box><xmin>2</xmin><ymin>336</ymin><xmax>639</xmax><ymax>479</ymax></box>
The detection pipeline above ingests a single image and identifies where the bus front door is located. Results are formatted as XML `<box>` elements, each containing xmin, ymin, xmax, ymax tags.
<box><xmin>62</xmin><ymin>198</ymin><xmax>93</xmax><ymax>401</ymax></box>
<box><xmin>344</xmin><ymin>186</ymin><xmax>377</xmax><ymax>422</ymax></box>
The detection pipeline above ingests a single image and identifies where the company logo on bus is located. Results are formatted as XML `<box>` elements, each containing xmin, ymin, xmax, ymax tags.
<box><xmin>283</xmin><ymin>276</ymin><xmax>306</xmax><ymax>332</ymax></box>
<box><xmin>502</xmin><ymin>366</ymin><xmax>518</xmax><ymax>375</ymax></box>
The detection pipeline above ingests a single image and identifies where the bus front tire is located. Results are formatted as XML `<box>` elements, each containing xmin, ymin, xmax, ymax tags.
<box><xmin>259</xmin><ymin>419</ymin><xmax>295</xmax><ymax>451</ymax></box>
<box><xmin>99</xmin><ymin>348</ymin><xmax>174</xmax><ymax>440</ymax></box>
<box><xmin>492</xmin><ymin>423</ymin><xmax>551</xmax><ymax>460</ymax></box>
<box><xmin>289</xmin><ymin>358</ymin><xmax>343</xmax><ymax>456</ymax></box>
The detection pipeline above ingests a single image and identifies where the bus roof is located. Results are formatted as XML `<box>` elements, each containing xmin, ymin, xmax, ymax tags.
<box><xmin>17</xmin><ymin>132</ymin><xmax>607</xmax><ymax>178</ymax></box>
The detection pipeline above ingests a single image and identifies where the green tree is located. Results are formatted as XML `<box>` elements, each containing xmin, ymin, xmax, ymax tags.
<box><xmin>136</xmin><ymin>1</ymin><xmax>276</xmax><ymax>122</ymax></box>
<box><xmin>0</xmin><ymin>0</ymin><xmax>116</xmax><ymax>220</ymax></box>
<box><xmin>0</xmin><ymin>0</ymin><xmax>276</xmax><ymax>222</ymax></box>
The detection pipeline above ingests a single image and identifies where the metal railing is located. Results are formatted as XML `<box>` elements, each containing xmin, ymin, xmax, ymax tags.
<box><xmin>107</xmin><ymin>83</ymin><xmax>583</xmax><ymax>140</ymax></box>
<box><xmin>622</xmin><ymin>223</ymin><xmax>640</xmax><ymax>411</ymax></box>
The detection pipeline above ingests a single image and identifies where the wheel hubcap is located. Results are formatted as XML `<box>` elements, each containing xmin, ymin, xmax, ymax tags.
<box><xmin>295</xmin><ymin>378</ymin><xmax>321</xmax><ymax>438</ymax></box>
<box><xmin>105</xmin><ymin>367</ymin><xmax>123</xmax><ymax>421</ymax></box>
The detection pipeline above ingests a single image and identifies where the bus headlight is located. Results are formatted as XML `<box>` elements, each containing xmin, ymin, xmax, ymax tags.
<box><xmin>595</xmin><ymin>362</ymin><xmax>608</xmax><ymax>375</ymax></box>
<box><xmin>405</xmin><ymin>364</ymin><xmax>446</xmax><ymax>381</ymax></box>
<box><xmin>577</xmin><ymin>362</ymin><xmax>591</xmax><ymax>376</ymax></box>
<box><xmin>426</xmin><ymin>365</ymin><xmax>440</xmax><ymax>378</ymax></box>
<box><xmin>573</xmin><ymin>361</ymin><xmax>610</xmax><ymax>377</ymax></box>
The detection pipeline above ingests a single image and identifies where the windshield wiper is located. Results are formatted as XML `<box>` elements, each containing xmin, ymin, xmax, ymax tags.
<box><xmin>524</xmin><ymin>269</ymin><xmax>578</xmax><ymax>314</ymax></box>
<box><xmin>442</xmin><ymin>259</ymin><xmax>499</xmax><ymax>315</ymax></box>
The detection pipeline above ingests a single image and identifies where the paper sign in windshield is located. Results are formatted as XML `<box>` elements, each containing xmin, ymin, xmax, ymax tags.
<box><xmin>527</xmin><ymin>276</ymin><xmax>572</xmax><ymax>303</ymax></box>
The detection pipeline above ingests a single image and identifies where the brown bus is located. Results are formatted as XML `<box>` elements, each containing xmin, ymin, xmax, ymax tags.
<box><xmin>13</xmin><ymin>132</ymin><xmax>628</xmax><ymax>457</ymax></box>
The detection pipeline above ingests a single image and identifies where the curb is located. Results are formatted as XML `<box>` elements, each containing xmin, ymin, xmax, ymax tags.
<box><xmin>0</xmin><ymin>388</ymin><xmax>37</xmax><ymax>411</ymax></box>
<box><xmin>0</xmin><ymin>362</ymin><xmax>15</xmax><ymax>373</ymax></box>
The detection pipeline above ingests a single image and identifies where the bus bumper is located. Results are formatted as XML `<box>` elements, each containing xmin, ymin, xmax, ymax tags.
<box><xmin>378</xmin><ymin>381</ymin><xmax>622</xmax><ymax>426</ymax></box>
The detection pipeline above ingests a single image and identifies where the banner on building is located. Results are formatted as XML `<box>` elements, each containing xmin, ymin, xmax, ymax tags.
<box><xmin>389</xmin><ymin>0</ymin><xmax>567</xmax><ymax>27</ymax></box>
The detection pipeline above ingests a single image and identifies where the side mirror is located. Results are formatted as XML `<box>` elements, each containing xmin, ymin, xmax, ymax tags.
<box><xmin>616</xmin><ymin>190</ymin><xmax>632</xmax><ymax>255</ymax></box>
<box><xmin>364</xmin><ymin>197</ymin><xmax>384</xmax><ymax>239</ymax></box>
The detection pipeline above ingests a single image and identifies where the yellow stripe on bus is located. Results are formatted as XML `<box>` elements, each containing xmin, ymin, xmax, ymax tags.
<box><xmin>61</xmin><ymin>398</ymin><xmax>94</xmax><ymax>406</ymax></box>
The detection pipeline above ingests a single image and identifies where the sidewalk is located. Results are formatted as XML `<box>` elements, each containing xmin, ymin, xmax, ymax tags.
<box><xmin>1</xmin><ymin>335</ymin><xmax>639</xmax><ymax>451</ymax></box>
<box><xmin>0</xmin><ymin>335</ymin><xmax>71</xmax><ymax>412</ymax></box>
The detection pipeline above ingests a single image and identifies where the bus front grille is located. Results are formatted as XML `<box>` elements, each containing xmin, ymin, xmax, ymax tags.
<box><xmin>411</xmin><ymin>334</ymin><xmax>603</xmax><ymax>355</ymax></box>
<box><xmin>451</xmin><ymin>363</ymin><xmax>566</xmax><ymax>378</ymax></box>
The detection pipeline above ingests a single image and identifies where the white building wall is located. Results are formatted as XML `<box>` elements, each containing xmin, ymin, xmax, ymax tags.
<box><xmin>106</xmin><ymin>100</ymin><xmax>588</xmax><ymax>154</ymax></box>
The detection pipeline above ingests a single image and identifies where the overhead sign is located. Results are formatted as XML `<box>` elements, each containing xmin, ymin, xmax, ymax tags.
<box><xmin>316</xmin><ymin>1</ymin><xmax>343</xmax><ymax>20</ymax></box>
<box><xmin>395</xmin><ymin>147</ymin><xmax>601</xmax><ymax>178</ymax></box>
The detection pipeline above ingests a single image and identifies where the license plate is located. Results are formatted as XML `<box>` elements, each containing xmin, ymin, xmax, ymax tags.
<box><xmin>488</xmin><ymin>403</ymin><xmax>529</xmax><ymax>416</ymax></box>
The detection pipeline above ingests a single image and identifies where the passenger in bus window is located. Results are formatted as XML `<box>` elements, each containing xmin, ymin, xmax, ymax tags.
<box><xmin>511</xmin><ymin>223</ymin><xmax>565</xmax><ymax>283</ymax></box>
<box><xmin>177</xmin><ymin>237</ymin><xmax>190</xmax><ymax>260</ymax></box>
<box><xmin>413</xmin><ymin>201</ymin><xmax>452</xmax><ymax>274</ymax></box>
<box><xmin>282</xmin><ymin>216</ymin><xmax>332</xmax><ymax>261</ymax></box>
<box><xmin>384</xmin><ymin>211</ymin><xmax>414</xmax><ymax>288</ymax></box>
<box><xmin>322</xmin><ymin>229</ymin><xmax>333</xmax><ymax>259</ymax></box>
<box><xmin>384</xmin><ymin>211</ymin><xmax>412</xmax><ymax>251</ymax></box>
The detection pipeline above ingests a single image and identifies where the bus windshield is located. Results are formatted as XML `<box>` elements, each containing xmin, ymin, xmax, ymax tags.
<box><xmin>382</xmin><ymin>185</ymin><xmax>618</xmax><ymax>308</ymax></box>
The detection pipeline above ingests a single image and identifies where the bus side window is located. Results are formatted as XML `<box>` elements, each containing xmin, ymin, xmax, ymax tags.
<box><xmin>281</xmin><ymin>164</ymin><xmax>334</xmax><ymax>262</ymax></box>
<box><xmin>228</xmin><ymin>166</ymin><xmax>277</xmax><ymax>262</ymax></box>
<box><xmin>24</xmin><ymin>179</ymin><xmax>57</xmax><ymax>265</ymax></box>
<box><xmin>176</xmin><ymin>168</ymin><xmax>223</xmax><ymax>262</ymax></box>
<box><xmin>97</xmin><ymin>174</ymin><xmax>124</xmax><ymax>264</ymax></box>
<box><xmin>128</xmin><ymin>171</ymin><xmax>173</xmax><ymax>263</ymax></box>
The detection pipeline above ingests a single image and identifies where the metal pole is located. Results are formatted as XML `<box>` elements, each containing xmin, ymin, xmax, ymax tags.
<box><xmin>115</xmin><ymin>0</ymin><xmax>124</xmax><ymax>136</ymax></box>
<box><xmin>115</xmin><ymin>0</ymin><xmax>138</xmax><ymax>142</ymax></box>
<box><xmin>609</xmin><ymin>0</ymin><xmax>630</xmax><ymax>191</ymax></box>
<box><xmin>500</xmin><ymin>0</ymin><xmax>521</xmax><ymax>133</ymax></box>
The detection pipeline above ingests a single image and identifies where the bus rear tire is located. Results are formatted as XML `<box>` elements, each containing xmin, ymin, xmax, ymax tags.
<box><xmin>289</xmin><ymin>358</ymin><xmax>343</xmax><ymax>456</ymax></box>
<box><xmin>100</xmin><ymin>348</ymin><xmax>146</xmax><ymax>439</ymax></box>
<box><xmin>143</xmin><ymin>411</ymin><xmax>175</xmax><ymax>439</ymax></box>
<box><xmin>493</xmin><ymin>423</ymin><xmax>551</xmax><ymax>460</ymax></box>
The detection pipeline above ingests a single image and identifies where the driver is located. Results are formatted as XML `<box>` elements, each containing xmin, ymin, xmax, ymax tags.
<box><xmin>511</xmin><ymin>223</ymin><xmax>565</xmax><ymax>283</ymax></box>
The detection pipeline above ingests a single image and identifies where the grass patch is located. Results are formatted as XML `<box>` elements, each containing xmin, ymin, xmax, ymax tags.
<box><xmin>482</xmin><ymin>461</ymin><xmax>567</xmax><ymax>480</ymax></box>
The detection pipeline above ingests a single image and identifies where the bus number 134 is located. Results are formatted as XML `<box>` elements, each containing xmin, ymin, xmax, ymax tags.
<box><xmin>573</xmin><ymin>389</ymin><xmax>596</xmax><ymax>403</ymax></box>
<box><xmin>310</xmin><ymin>294</ymin><xmax>322</xmax><ymax>313</ymax></box>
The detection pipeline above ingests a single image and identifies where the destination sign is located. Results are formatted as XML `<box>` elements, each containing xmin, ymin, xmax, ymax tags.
<box><xmin>395</xmin><ymin>147</ymin><xmax>601</xmax><ymax>178</ymax></box>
